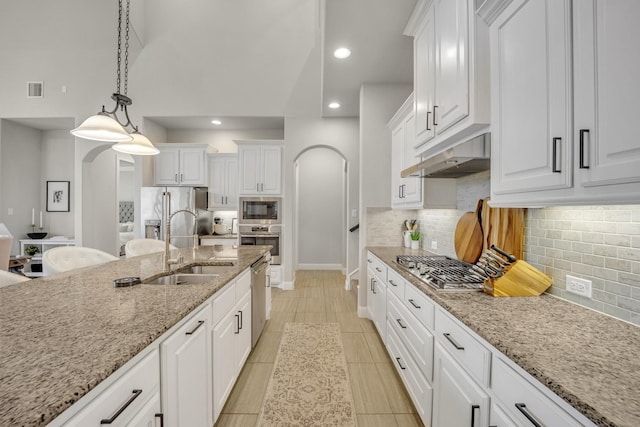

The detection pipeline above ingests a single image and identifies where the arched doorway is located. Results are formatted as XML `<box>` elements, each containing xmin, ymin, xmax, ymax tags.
<box><xmin>294</xmin><ymin>146</ymin><xmax>347</xmax><ymax>272</ymax></box>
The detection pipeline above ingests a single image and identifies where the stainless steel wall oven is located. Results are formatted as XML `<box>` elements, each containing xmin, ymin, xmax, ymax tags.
<box><xmin>239</xmin><ymin>224</ymin><xmax>281</xmax><ymax>265</ymax></box>
<box><xmin>239</xmin><ymin>197</ymin><xmax>282</xmax><ymax>224</ymax></box>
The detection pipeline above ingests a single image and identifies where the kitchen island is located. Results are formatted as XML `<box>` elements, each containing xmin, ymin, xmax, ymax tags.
<box><xmin>369</xmin><ymin>246</ymin><xmax>640</xmax><ymax>427</ymax></box>
<box><xmin>0</xmin><ymin>245</ymin><xmax>270</xmax><ymax>426</ymax></box>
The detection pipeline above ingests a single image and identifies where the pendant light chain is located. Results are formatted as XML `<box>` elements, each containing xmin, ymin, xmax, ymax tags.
<box><xmin>124</xmin><ymin>0</ymin><xmax>130</xmax><ymax>96</ymax></box>
<box><xmin>116</xmin><ymin>0</ymin><xmax>123</xmax><ymax>95</ymax></box>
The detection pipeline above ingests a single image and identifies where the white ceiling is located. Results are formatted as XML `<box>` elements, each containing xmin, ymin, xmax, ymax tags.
<box><xmin>0</xmin><ymin>0</ymin><xmax>417</xmax><ymax>131</ymax></box>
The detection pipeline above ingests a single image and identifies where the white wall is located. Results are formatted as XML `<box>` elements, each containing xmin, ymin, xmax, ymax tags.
<box><xmin>297</xmin><ymin>148</ymin><xmax>345</xmax><ymax>268</ymax></box>
<box><xmin>41</xmin><ymin>130</ymin><xmax>75</xmax><ymax>239</ymax></box>
<box><xmin>358</xmin><ymin>83</ymin><xmax>412</xmax><ymax>312</ymax></box>
<box><xmin>0</xmin><ymin>120</ymin><xmax>42</xmax><ymax>254</ymax></box>
<box><xmin>166</xmin><ymin>129</ymin><xmax>285</xmax><ymax>153</ymax></box>
<box><xmin>283</xmin><ymin>117</ymin><xmax>359</xmax><ymax>286</ymax></box>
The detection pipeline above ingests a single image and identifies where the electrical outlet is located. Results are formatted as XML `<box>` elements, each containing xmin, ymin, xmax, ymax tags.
<box><xmin>566</xmin><ymin>275</ymin><xmax>592</xmax><ymax>298</ymax></box>
<box><xmin>431</xmin><ymin>240</ymin><xmax>438</xmax><ymax>250</ymax></box>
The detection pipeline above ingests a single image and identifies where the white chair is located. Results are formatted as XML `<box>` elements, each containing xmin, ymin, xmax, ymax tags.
<box><xmin>43</xmin><ymin>246</ymin><xmax>119</xmax><ymax>276</ymax></box>
<box><xmin>0</xmin><ymin>270</ymin><xmax>30</xmax><ymax>287</ymax></box>
<box><xmin>125</xmin><ymin>238</ymin><xmax>176</xmax><ymax>258</ymax></box>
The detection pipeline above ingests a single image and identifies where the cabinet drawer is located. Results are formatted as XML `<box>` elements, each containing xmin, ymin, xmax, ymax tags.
<box><xmin>66</xmin><ymin>349</ymin><xmax>160</xmax><ymax>426</ymax></box>
<box><xmin>434</xmin><ymin>308</ymin><xmax>491</xmax><ymax>386</ymax></box>
<box><xmin>386</xmin><ymin>320</ymin><xmax>433</xmax><ymax>426</ymax></box>
<box><xmin>386</xmin><ymin>268</ymin><xmax>405</xmax><ymax>299</ymax></box>
<box><xmin>387</xmin><ymin>291</ymin><xmax>434</xmax><ymax>382</ymax></box>
<box><xmin>235</xmin><ymin>269</ymin><xmax>251</xmax><ymax>299</ymax></box>
<box><xmin>366</xmin><ymin>252</ymin><xmax>387</xmax><ymax>282</ymax></box>
<box><xmin>212</xmin><ymin>282</ymin><xmax>236</xmax><ymax>325</ymax></box>
<box><xmin>404</xmin><ymin>283</ymin><xmax>435</xmax><ymax>331</ymax></box>
<box><xmin>492</xmin><ymin>357</ymin><xmax>585</xmax><ymax>427</ymax></box>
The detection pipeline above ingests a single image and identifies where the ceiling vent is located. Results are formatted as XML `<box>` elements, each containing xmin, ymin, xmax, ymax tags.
<box><xmin>27</xmin><ymin>81</ymin><xmax>43</xmax><ymax>98</ymax></box>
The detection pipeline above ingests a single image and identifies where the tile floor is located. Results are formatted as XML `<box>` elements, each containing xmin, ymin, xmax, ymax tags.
<box><xmin>214</xmin><ymin>270</ymin><xmax>422</xmax><ymax>427</ymax></box>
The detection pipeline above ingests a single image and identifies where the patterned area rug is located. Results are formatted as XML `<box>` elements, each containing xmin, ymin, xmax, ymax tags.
<box><xmin>257</xmin><ymin>323</ymin><xmax>357</xmax><ymax>426</ymax></box>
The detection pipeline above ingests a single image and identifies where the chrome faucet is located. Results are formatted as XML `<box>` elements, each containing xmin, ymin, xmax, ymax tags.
<box><xmin>164</xmin><ymin>206</ymin><xmax>199</xmax><ymax>272</ymax></box>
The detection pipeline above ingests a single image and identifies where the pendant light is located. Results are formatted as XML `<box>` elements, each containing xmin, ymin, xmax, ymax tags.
<box><xmin>71</xmin><ymin>0</ymin><xmax>158</xmax><ymax>155</ymax></box>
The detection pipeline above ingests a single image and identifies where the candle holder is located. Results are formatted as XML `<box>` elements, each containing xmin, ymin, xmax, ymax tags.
<box><xmin>28</xmin><ymin>225</ymin><xmax>47</xmax><ymax>240</ymax></box>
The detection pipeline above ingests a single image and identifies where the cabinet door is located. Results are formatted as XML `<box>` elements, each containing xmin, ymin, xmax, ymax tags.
<box><xmin>401</xmin><ymin>112</ymin><xmax>421</xmax><ymax>203</ymax></box>
<box><xmin>179</xmin><ymin>148</ymin><xmax>206</xmax><ymax>185</ymax></box>
<box><xmin>212</xmin><ymin>308</ymin><xmax>239</xmax><ymax>420</ymax></box>
<box><xmin>573</xmin><ymin>0</ymin><xmax>640</xmax><ymax>188</ymax></box>
<box><xmin>491</xmin><ymin>0</ymin><xmax>572</xmax><ymax>195</ymax></box>
<box><xmin>366</xmin><ymin>267</ymin><xmax>376</xmax><ymax>321</ymax></box>
<box><xmin>209</xmin><ymin>156</ymin><xmax>227</xmax><ymax>207</ymax></box>
<box><xmin>236</xmin><ymin>289</ymin><xmax>252</xmax><ymax>370</ymax></box>
<box><xmin>391</xmin><ymin>124</ymin><xmax>404</xmax><ymax>206</ymax></box>
<box><xmin>239</xmin><ymin>146</ymin><xmax>261</xmax><ymax>194</ymax></box>
<box><xmin>432</xmin><ymin>343</ymin><xmax>490</xmax><ymax>427</ymax></box>
<box><xmin>490</xmin><ymin>402</ymin><xmax>517</xmax><ymax>427</ymax></box>
<box><xmin>161</xmin><ymin>306</ymin><xmax>212</xmax><ymax>427</ymax></box>
<box><xmin>373</xmin><ymin>275</ymin><xmax>386</xmax><ymax>341</ymax></box>
<box><xmin>226</xmin><ymin>157</ymin><xmax>238</xmax><ymax>207</ymax></box>
<box><xmin>261</xmin><ymin>146</ymin><xmax>282</xmax><ymax>194</ymax></box>
<box><xmin>434</xmin><ymin>0</ymin><xmax>469</xmax><ymax>133</ymax></box>
<box><xmin>154</xmin><ymin>149</ymin><xmax>180</xmax><ymax>185</ymax></box>
<box><xmin>415</xmin><ymin>5</ymin><xmax>436</xmax><ymax>145</ymax></box>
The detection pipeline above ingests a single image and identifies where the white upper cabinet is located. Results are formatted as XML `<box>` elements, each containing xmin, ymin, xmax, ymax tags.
<box><xmin>154</xmin><ymin>144</ymin><xmax>208</xmax><ymax>186</ymax></box>
<box><xmin>407</xmin><ymin>0</ymin><xmax>490</xmax><ymax>158</ymax></box>
<box><xmin>236</xmin><ymin>140</ymin><xmax>283</xmax><ymax>195</ymax></box>
<box><xmin>208</xmin><ymin>154</ymin><xmax>238</xmax><ymax>209</ymax></box>
<box><xmin>488</xmin><ymin>0</ymin><xmax>640</xmax><ymax>206</ymax></box>
<box><xmin>490</xmin><ymin>0</ymin><xmax>573</xmax><ymax>196</ymax></box>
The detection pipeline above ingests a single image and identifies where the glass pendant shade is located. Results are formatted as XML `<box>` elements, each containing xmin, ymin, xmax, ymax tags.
<box><xmin>71</xmin><ymin>113</ymin><xmax>133</xmax><ymax>142</ymax></box>
<box><xmin>112</xmin><ymin>132</ymin><xmax>160</xmax><ymax>155</ymax></box>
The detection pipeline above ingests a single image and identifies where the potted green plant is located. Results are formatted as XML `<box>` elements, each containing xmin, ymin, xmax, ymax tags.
<box><xmin>24</xmin><ymin>245</ymin><xmax>40</xmax><ymax>256</ymax></box>
<box><xmin>410</xmin><ymin>231</ymin><xmax>421</xmax><ymax>249</ymax></box>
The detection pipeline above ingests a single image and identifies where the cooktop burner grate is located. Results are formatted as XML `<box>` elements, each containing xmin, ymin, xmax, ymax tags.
<box><xmin>395</xmin><ymin>255</ymin><xmax>484</xmax><ymax>290</ymax></box>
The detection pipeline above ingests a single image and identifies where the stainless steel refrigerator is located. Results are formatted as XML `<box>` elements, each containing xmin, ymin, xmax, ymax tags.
<box><xmin>140</xmin><ymin>186</ymin><xmax>210</xmax><ymax>248</ymax></box>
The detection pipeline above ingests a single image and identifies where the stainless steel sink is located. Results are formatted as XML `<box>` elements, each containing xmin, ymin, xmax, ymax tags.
<box><xmin>144</xmin><ymin>272</ymin><xmax>219</xmax><ymax>286</ymax></box>
<box><xmin>181</xmin><ymin>264</ymin><xmax>233</xmax><ymax>274</ymax></box>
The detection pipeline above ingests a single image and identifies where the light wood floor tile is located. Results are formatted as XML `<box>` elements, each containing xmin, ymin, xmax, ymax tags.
<box><xmin>375</xmin><ymin>361</ymin><xmax>416</xmax><ymax>414</ymax></box>
<box><xmin>270</xmin><ymin>295</ymin><xmax>297</xmax><ymax>312</ymax></box>
<box><xmin>364</xmin><ymin>332</ymin><xmax>389</xmax><ymax>363</ymax></box>
<box><xmin>263</xmin><ymin>311</ymin><xmax>294</xmax><ymax>332</ymax></box>
<box><xmin>295</xmin><ymin>287</ymin><xmax>324</xmax><ymax>299</ymax></box>
<box><xmin>394</xmin><ymin>413</ymin><xmax>424</xmax><ymax>426</ymax></box>
<box><xmin>357</xmin><ymin>414</ymin><xmax>398</xmax><ymax>427</ymax></box>
<box><xmin>342</xmin><ymin>333</ymin><xmax>374</xmax><ymax>363</ymax></box>
<box><xmin>325</xmin><ymin>294</ymin><xmax>353</xmax><ymax>312</ymax></box>
<box><xmin>327</xmin><ymin>311</ymin><xmax>367</xmax><ymax>333</ymax></box>
<box><xmin>296</xmin><ymin>297</ymin><xmax>325</xmax><ymax>313</ymax></box>
<box><xmin>294</xmin><ymin>311</ymin><xmax>327</xmax><ymax>323</ymax></box>
<box><xmin>222</xmin><ymin>362</ymin><xmax>273</xmax><ymax>414</ymax></box>
<box><xmin>348</xmin><ymin>363</ymin><xmax>393</xmax><ymax>414</ymax></box>
<box><xmin>214</xmin><ymin>414</ymin><xmax>258</xmax><ymax>427</ymax></box>
<box><xmin>248</xmin><ymin>331</ymin><xmax>281</xmax><ymax>363</ymax></box>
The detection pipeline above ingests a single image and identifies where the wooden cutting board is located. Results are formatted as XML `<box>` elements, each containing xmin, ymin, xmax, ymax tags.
<box><xmin>454</xmin><ymin>199</ymin><xmax>484</xmax><ymax>263</ymax></box>
<box><xmin>481</xmin><ymin>198</ymin><xmax>525</xmax><ymax>259</ymax></box>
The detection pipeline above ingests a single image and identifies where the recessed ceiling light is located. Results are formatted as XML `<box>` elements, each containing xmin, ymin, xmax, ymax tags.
<box><xmin>211</xmin><ymin>120</ymin><xmax>222</xmax><ymax>125</ymax></box>
<box><xmin>333</xmin><ymin>47</ymin><xmax>351</xmax><ymax>59</ymax></box>
<box><xmin>328</xmin><ymin>102</ymin><xmax>341</xmax><ymax>109</ymax></box>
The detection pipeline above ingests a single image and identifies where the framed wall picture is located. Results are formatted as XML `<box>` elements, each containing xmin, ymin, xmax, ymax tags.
<box><xmin>46</xmin><ymin>181</ymin><xmax>70</xmax><ymax>212</ymax></box>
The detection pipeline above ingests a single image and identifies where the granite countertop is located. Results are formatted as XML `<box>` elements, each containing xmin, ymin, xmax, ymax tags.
<box><xmin>368</xmin><ymin>246</ymin><xmax>640</xmax><ymax>427</ymax></box>
<box><xmin>0</xmin><ymin>245</ymin><xmax>270</xmax><ymax>427</ymax></box>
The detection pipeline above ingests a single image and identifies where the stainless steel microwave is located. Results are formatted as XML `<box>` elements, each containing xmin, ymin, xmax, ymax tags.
<box><xmin>239</xmin><ymin>197</ymin><xmax>282</xmax><ymax>224</ymax></box>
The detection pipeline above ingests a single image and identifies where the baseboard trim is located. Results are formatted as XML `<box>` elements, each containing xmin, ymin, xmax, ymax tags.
<box><xmin>357</xmin><ymin>305</ymin><xmax>369</xmax><ymax>318</ymax></box>
<box><xmin>297</xmin><ymin>263</ymin><xmax>344</xmax><ymax>271</ymax></box>
<box><xmin>282</xmin><ymin>280</ymin><xmax>294</xmax><ymax>291</ymax></box>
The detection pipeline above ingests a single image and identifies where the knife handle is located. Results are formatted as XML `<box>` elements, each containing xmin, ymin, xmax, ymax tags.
<box><xmin>490</xmin><ymin>245</ymin><xmax>517</xmax><ymax>263</ymax></box>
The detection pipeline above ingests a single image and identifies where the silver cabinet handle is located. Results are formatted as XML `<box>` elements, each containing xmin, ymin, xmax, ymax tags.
<box><xmin>408</xmin><ymin>299</ymin><xmax>421</xmax><ymax>309</ymax></box>
<box><xmin>181</xmin><ymin>173</ymin><xmax>184</xmax><ymax>182</ymax></box>
<box><xmin>185</xmin><ymin>320</ymin><xmax>205</xmax><ymax>335</ymax></box>
<box><xmin>552</xmin><ymin>137</ymin><xmax>562</xmax><ymax>173</ymax></box>
<box><xmin>100</xmin><ymin>389</ymin><xmax>142</xmax><ymax>424</ymax></box>
<box><xmin>426</xmin><ymin>111</ymin><xmax>431</xmax><ymax>131</ymax></box>
<box><xmin>396</xmin><ymin>318</ymin><xmax>407</xmax><ymax>329</ymax></box>
<box><xmin>235</xmin><ymin>314</ymin><xmax>240</xmax><ymax>334</ymax></box>
<box><xmin>175</xmin><ymin>173</ymin><xmax>178</xmax><ymax>183</ymax></box>
<box><xmin>443</xmin><ymin>332</ymin><xmax>464</xmax><ymax>350</ymax></box>
<box><xmin>238</xmin><ymin>310</ymin><xmax>243</xmax><ymax>330</ymax></box>
<box><xmin>515</xmin><ymin>403</ymin><xmax>543</xmax><ymax>427</ymax></box>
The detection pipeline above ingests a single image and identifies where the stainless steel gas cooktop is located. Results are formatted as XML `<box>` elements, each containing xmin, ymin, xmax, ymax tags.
<box><xmin>395</xmin><ymin>255</ymin><xmax>484</xmax><ymax>291</ymax></box>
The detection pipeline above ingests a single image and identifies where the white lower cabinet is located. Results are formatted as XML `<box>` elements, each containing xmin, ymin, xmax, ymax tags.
<box><xmin>432</xmin><ymin>342</ymin><xmax>490</xmax><ymax>427</ymax></box>
<box><xmin>490</xmin><ymin>402</ymin><xmax>517</xmax><ymax>427</ymax></box>
<box><xmin>65</xmin><ymin>349</ymin><xmax>161</xmax><ymax>427</ymax></box>
<box><xmin>366</xmin><ymin>254</ymin><xmax>387</xmax><ymax>342</ymax></box>
<box><xmin>212</xmin><ymin>270</ymin><xmax>252</xmax><ymax>421</ymax></box>
<box><xmin>161</xmin><ymin>305</ymin><xmax>212</xmax><ymax>427</ymax></box>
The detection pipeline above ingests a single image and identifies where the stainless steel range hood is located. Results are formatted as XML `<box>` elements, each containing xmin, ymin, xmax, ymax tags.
<box><xmin>401</xmin><ymin>133</ymin><xmax>491</xmax><ymax>178</ymax></box>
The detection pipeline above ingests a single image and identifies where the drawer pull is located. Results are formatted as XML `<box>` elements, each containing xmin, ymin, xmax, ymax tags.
<box><xmin>155</xmin><ymin>413</ymin><xmax>164</xmax><ymax>427</ymax></box>
<box><xmin>375</xmin><ymin>267</ymin><xmax>382</xmax><ymax>273</ymax></box>
<box><xmin>470</xmin><ymin>404</ymin><xmax>480</xmax><ymax>427</ymax></box>
<box><xmin>367</xmin><ymin>259</ymin><xmax>372</xmax><ymax>263</ymax></box>
<box><xmin>426</xmin><ymin>111</ymin><xmax>431</xmax><ymax>131</ymax></box>
<box><xmin>235</xmin><ymin>314</ymin><xmax>240</xmax><ymax>334</ymax></box>
<box><xmin>408</xmin><ymin>299</ymin><xmax>421</xmax><ymax>309</ymax></box>
<box><xmin>389</xmin><ymin>279</ymin><xmax>397</xmax><ymax>287</ymax></box>
<box><xmin>579</xmin><ymin>129</ymin><xmax>590</xmax><ymax>169</ymax></box>
<box><xmin>238</xmin><ymin>310</ymin><xmax>243</xmax><ymax>330</ymax></box>
<box><xmin>396</xmin><ymin>318</ymin><xmax>407</xmax><ymax>329</ymax></box>
<box><xmin>552</xmin><ymin>137</ymin><xmax>562</xmax><ymax>173</ymax></box>
<box><xmin>515</xmin><ymin>403</ymin><xmax>543</xmax><ymax>427</ymax></box>
<box><xmin>395</xmin><ymin>357</ymin><xmax>406</xmax><ymax>370</ymax></box>
<box><xmin>443</xmin><ymin>332</ymin><xmax>464</xmax><ymax>350</ymax></box>
<box><xmin>185</xmin><ymin>320</ymin><xmax>205</xmax><ymax>335</ymax></box>
<box><xmin>433</xmin><ymin>105</ymin><xmax>439</xmax><ymax>126</ymax></box>
<box><xmin>100</xmin><ymin>389</ymin><xmax>142</xmax><ymax>424</ymax></box>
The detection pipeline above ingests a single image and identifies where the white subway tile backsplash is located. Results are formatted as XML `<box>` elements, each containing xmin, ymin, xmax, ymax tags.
<box><xmin>618</xmin><ymin>222</ymin><xmax>640</xmax><ymax>235</ymax></box>
<box><xmin>604</xmin><ymin>210</ymin><xmax>633</xmax><ymax>222</ymax></box>
<box><xmin>618</xmin><ymin>272</ymin><xmax>640</xmax><ymax>287</ymax></box>
<box><xmin>593</xmin><ymin>245</ymin><xmax>618</xmax><ymax>257</ymax></box>
<box><xmin>582</xmin><ymin>254</ymin><xmax>605</xmax><ymax>267</ymax></box>
<box><xmin>605</xmin><ymin>258</ymin><xmax>632</xmax><ymax>272</ymax></box>
<box><xmin>618</xmin><ymin>248</ymin><xmax>640</xmax><ymax>262</ymax></box>
<box><xmin>604</xmin><ymin>234</ymin><xmax>631</xmax><ymax>247</ymax></box>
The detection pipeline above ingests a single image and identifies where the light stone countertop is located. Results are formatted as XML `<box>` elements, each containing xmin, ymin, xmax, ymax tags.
<box><xmin>0</xmin><ymin>245</ymin><xmax>270</xmax><ymax>427</ymax></box>
<box><xmin>368</xmin><ymin>246</ymin><xmax>640</xmax><ymax>427</ymax></box>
